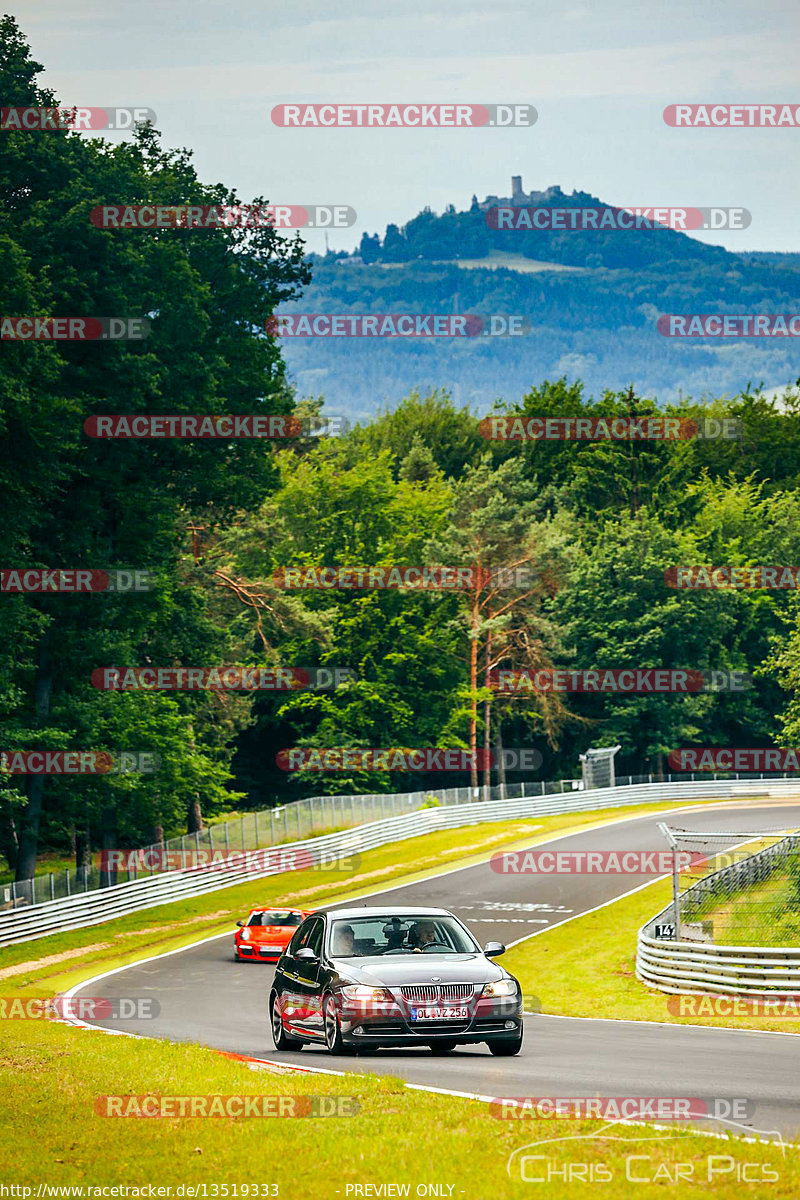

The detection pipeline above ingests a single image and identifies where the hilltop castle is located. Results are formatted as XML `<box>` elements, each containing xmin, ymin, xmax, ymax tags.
<box><xmin>474</xmin><ymin>176</ymin><xmax>568</xmax><ymax>211</ymax></box>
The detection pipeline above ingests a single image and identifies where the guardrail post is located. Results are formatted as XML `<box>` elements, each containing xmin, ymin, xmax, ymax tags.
<box><xmin>65</xmin><ymin>871</ymin><xmax>70</xmax><ymax>897</ymax></box>
<box><xmin>658</xmin><ymin>822</ymin><xmax>681</xmax><ymax>941</ymax></box>
<box><xmin>50</xmin><ymin>873</ymin><xmax>54</xmax><ymax>901</ymax></box>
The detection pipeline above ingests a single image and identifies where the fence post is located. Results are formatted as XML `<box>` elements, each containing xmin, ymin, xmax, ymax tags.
<box><xmin>50</xmin><ymin>873</ymin><xmax>55</xmax><ymax>901</ymax></box>
<box><xmin>65</xmin><ymin>871</ymin><xmax>70</xmax><ymax>897</ymax></box>
<box><xmin>254</xmin><ymin>810</ymin><xmax>260</xmax><ymax>848</ymax></box>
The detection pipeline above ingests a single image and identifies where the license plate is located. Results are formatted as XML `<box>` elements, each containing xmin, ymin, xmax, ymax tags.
<box><xmin>410</xmin><ymin>1006</ymin><xmax>468</xmax><ymax>1021</ymax></box>
<box><xmin>260</xmin><ymin>946</ymin><xmax>283</xmax><ymax>953</ymax></box>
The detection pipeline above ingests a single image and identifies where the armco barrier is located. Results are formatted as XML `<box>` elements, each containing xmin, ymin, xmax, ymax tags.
<box><xmin>2</xmin><ymin>777</ymin><xmax>798</xmax><ymax>948</ymax></box>
<box><xmin>637</xmin><ymin>829</ymin><xmax>800</xmax><ymax>995</ymax></box>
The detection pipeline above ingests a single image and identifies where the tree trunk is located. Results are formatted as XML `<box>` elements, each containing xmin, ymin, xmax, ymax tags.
<box><xmin>482</xmin><ymin>627</ymin><xmax>493</xmax><ymax>800</ymax></box>
<box><xmin>469</xmin><ymin>589</ymin><xmax>479</xmax><ymax>789</ymax></box>
<box><xmin>0</xmin><ymin>811</ymin><xmax>19</xmax><ymax>873</ymax></box>
<box><xmin>495</xmin><ymin>725</ymin><xmax>506</xmax><ymax>801</ymax></box>
<box><xmin>75</xmin><ymin>829</ymin><xmax>91</xmax><ymax>872</ymax></box>
<box><xmin>98</xmin><ymin>806</ymin><xmax>117</xmax><ymax>889</ymax></box>
<box><xmin>187</xmin><ymin>795</ymin><xmax>203</xmax><ymax>834</ymax></box>
<box><xmin>15</xmin><ymin>630</ymin><xmax>52</xmax><ymax>881</ymax></box>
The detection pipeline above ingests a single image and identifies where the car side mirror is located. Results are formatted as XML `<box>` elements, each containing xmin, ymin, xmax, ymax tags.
<box><xmin>484</xmin><ymin>941</ymin><xmax>506</xmax><ymax>957</ymax></box>
<box><xmin>295</xmin><ymin>947</ymin><xmax>318</xmax><ymax>961</ymax></box>
<box><xmin>236</xmin><ymin>920</ymin><xmax>245</xmax><ymax>927</ymax></box>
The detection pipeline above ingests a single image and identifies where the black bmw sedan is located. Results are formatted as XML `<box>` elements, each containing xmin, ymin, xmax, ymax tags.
<box><xmin>269</xmin><ymin>905</ymin><xmax>524</xmax><ymax>1055</ymax></box>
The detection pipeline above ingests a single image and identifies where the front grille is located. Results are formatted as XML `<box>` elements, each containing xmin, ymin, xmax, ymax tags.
<box><xmin>399</xmin><ymin>983</ymin><xmax>473</xmax><ymax>1003</ymax></box>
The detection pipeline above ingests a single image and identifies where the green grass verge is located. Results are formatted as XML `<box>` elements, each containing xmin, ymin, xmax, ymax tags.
<box><xmin>1</xmin><ymin>1002</ymin><xmax>792</xmax><ymax>1193</ymax></box>
<box><xmin>505</xmin><ymin>875</ymin><xmax>800</xmax><ymax>1034</ymax></box>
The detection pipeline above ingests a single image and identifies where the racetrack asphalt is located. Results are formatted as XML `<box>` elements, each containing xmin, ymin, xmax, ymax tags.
<box><xmin>69</xmin><ymin>801</ymin><xmax>800</xmax><ymax>1142</ymax></box>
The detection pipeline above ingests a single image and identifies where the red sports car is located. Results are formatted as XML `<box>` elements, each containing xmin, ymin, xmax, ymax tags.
<box><xmin>234</xmin><ymin>907</ymin><xmax>311</xmax><ymax>962</ymax></box>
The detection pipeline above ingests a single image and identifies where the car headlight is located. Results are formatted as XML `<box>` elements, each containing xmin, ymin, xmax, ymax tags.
<box><xmin>240</xmin><ymin>928</ymin><xmax>251</xmax><ymax>942</ymax></box>
<box><xmin>340</xmin><ymin>985</ymin><xmax>393</xmax><ymax>1003</ymax></box>
<box><xmin>482</xmin><ymin>979</ymin><xmax>518</xmax><ymax>997</ymax></box>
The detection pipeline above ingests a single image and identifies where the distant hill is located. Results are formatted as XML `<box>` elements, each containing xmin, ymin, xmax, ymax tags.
<box><xmin>277</xmin><ymin>180</ymin><xmax>800</xmax><ymax>420</ymax></box>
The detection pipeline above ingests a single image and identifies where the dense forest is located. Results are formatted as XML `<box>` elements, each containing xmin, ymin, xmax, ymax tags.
<box><xmin>278</xmin><ymin>221</ymin><xmax>800</xmax><ymax>418</ymax></box>
<box><xmin>3</xmin><ymin>17</ymin><xmax>800</xmax><ymax>879</ymax></box>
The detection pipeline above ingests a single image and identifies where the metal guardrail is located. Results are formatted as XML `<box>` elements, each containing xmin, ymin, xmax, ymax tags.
<box><xmin>2</xmin><ymin>776</ymin><xmax>798</xmax><ymax>948</ymax></box>
<box><xmin>637</xmin><ymin>830</ymin><xmax>800</xmax><ymax>995</ymax></box>
<box><xmin>1</xmin><ymin>777</ymin><xmax>583</xmax><ymax>909</ymax></box>
<box><xmin>4</xmin><ymin>768</ymin><xmax>787</xmax><ymax>909</ymax></box>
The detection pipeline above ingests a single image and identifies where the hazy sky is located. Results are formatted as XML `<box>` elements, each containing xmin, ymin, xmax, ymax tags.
<box><xmin>17</xmin><ymin>0</ymin><xmax>800</xmax><ymax>253</ymax></box>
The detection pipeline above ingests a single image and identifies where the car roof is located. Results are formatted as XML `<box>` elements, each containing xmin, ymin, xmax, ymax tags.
<box><xmin>324</xmin><ymin>906</ymin><xmax>453</xmax><ymax>919</ymax></box>
<box><xmin>248</xmin><ymin>906</ymin><xmax>307</xmax><ymax>914</ymax></box>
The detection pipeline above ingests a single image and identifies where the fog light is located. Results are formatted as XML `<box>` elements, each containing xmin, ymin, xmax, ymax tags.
<box><xmin>504</xmin><ymin>1020</ymin><xmax>516</xmax><ymax>1029</ymax></box>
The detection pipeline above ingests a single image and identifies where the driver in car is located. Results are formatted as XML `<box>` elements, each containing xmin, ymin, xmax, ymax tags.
<box><xmin>332</xmin><ymin>924</ymin><xmax>355</xmax><ymax>956</ymax></box>
<box><xmin>413</xmin><ymin>920</ymin><xmax>438</xmax><ymax>950</ymax></box>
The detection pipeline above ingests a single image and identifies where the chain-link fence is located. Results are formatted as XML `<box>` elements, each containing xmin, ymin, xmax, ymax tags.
<box><xmin>648</xmin><ymin>824</ymin><xmax>800</xmax><ymax>946</ymax></box>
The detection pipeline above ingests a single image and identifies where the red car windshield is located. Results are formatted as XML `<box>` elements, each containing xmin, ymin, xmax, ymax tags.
<box><xmin>247</xmin><ymin>911</ymin><xmax>303</xmax><ymax>927</ymax></box>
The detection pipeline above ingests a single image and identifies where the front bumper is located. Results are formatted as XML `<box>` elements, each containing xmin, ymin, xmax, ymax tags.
<box><xmin>235</xmin><ymin>941</ymin><xmax>285</xmax><ymax>961</ymax></box>
<box><xmin>338</xmin><ymin>993</ymin><xmax>523</xmax><ymax>1045</ymax></box>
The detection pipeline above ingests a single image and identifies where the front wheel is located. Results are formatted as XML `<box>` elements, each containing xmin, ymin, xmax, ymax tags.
<box><xmin>487</xmin><ymin>1031</ymin><xmax>523</xmax><ymax>1056</ymax></box>
<box><xmin>270</xmin><ymin>993</ymin><xmax>302</xmax><ymax>1051</ymax></box>
<box><xmin>323</xmin><ymin>993</ymin><xmax>347</xmax><ymax>1054</ymax></box>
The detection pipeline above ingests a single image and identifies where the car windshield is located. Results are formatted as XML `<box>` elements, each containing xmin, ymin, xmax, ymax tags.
<box><xmin>329</xmin><ymin>915</ymin><xmax>479</xmax><ymax>957</ymax></box>
<box><xmin>248</xmin><ymin>911</ymin><xmax>302</xmax><ymax>927</ymax></box>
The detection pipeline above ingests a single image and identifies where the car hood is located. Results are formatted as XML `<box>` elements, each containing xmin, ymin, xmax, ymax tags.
<box><xmin>332</xmin><ymin>953</ymin><xmax>507</xmax><ymax>987</ymax></box>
